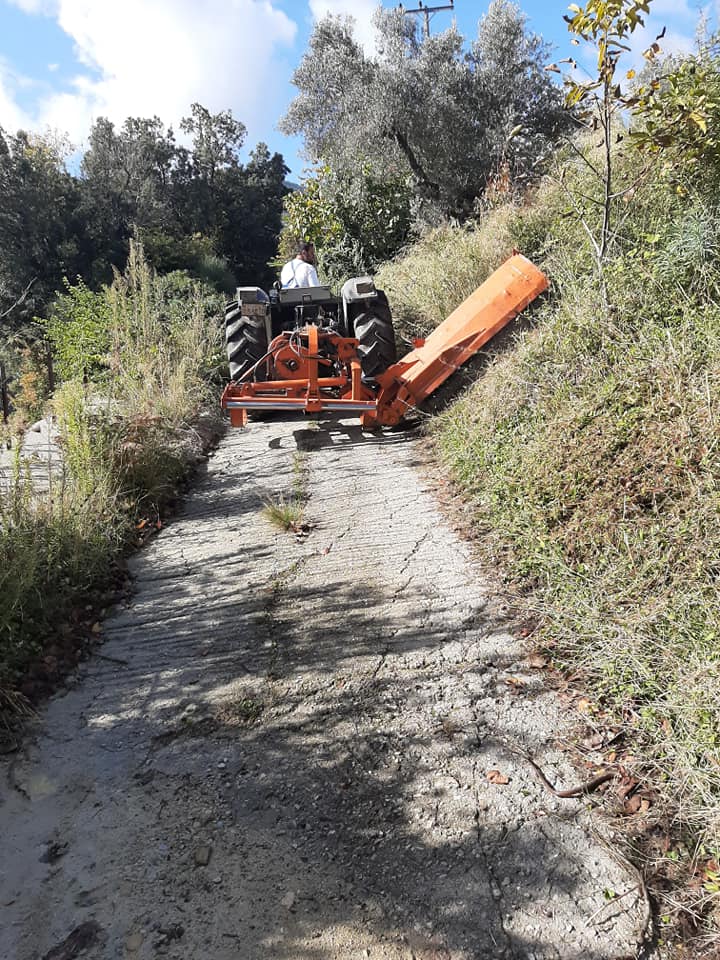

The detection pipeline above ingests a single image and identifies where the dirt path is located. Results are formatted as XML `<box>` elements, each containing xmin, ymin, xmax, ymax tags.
<box><xmin>0</xmin><ymin>418</ymin><xmax>649</xmax><ymax>960</ymax></box>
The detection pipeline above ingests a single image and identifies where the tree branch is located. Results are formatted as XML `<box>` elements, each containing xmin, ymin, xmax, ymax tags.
<box><xmin>0</xmin><ymin>277</ymin><xmax>36</xmax><ymax>321</ymax></box>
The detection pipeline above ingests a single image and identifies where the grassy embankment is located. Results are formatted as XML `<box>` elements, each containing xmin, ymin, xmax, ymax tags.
<box><xmin>377</xmin><ymin>146</ymin><xmax>720</xmax><ymax>935</ymax></box>
<box><xmin>0</xmin><ymin>244</ymin><xmax>223</xmax><ymax>709</ymax></box>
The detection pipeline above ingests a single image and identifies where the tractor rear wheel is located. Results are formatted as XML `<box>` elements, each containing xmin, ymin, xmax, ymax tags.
<box><xmin>225</xmin><ymin>304</ymin><xmax>268</xmax><ymax>381</ymax></box>
<box><xmin>354</xmin><ymin>295</ymin><xmax>397</xmax><ymax>379</ymax></box>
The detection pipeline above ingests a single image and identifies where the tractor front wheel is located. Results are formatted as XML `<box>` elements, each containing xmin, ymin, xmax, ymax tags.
<box><xmin>225</xmin><ymin>304</ymin><xmax>268</xmax><ymax>381</ymax></box>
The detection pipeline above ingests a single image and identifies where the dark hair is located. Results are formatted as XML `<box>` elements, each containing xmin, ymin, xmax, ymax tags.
<box><xmin>297</xmin><ymin>241</ymin><xmax>315</xmax><ymax>255</ymax></box>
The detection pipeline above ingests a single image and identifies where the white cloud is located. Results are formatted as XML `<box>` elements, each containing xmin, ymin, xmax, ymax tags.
<box><xmin>7</xmin><ymin>0</ymin><xmax>54</xmax><ymax>12</ymax></box>
<box><xmin>309</xmin><ymin>0</ymin><xmax>381</xmax><ymax>53</ymax></box>
<box><xmin>0</xmin><ymin>59</ymin><xmax>33</xmax><ymax>132</ymax></box>
<box><xmin>1</xmin><ymin>0</ymin><xmax>298</xmax><ymax>147</ymax></box>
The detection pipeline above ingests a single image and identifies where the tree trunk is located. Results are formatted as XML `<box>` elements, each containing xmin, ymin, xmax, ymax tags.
<box><xmin>390</xmin><ymin>126</ymin><xmax>441</xmax><ymax>201</ymax></box>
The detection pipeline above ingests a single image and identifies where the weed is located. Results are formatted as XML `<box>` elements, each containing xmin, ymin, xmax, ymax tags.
<box><xmin>291</xmin><ymin>451</ymin><xmax>309</xmax><ymax>502</ymax></box>
<box><xmin>262</xmin><ymin>496</ymin><xmax>306</xmax><ymax>532</ymax></box>
<box><xmin>0</xmin><ymin>244</ymin><xmax>224</xmax><ymax>707</ymax></box>
<box><xmin>262</xmin><ymin>451</ymin><xmax>310</xmax><ymax>533</ymax></box>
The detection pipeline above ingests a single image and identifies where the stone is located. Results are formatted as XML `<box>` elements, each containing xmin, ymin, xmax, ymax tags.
<box><xmin>125</xmin><ymin>931</ymin><xmax>144</xmax><ymax>952</ymax></box>
<box><xmin>281</xmin><ymin>891</ymin><xmax>296</xmax><ymax>909</ymax></box>
<box><xmin>194</xmin><ymin>845</ymin><xmax>212</xmax><ymax>867</ymax></box>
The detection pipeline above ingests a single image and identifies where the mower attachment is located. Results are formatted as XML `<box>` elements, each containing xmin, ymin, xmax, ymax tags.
<box><xmin>221</xmin><ymin>253</ymin><xmax>548</xmax><ymax>429</ymax></box>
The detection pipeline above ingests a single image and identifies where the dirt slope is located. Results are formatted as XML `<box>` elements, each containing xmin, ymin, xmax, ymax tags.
<box><xmin>0</xmin><ymin>418</ymin><xmax>648</xmax><ymax>960</ymax></box>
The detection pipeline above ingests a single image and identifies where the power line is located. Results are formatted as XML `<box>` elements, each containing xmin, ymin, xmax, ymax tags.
<box><xmin>398</xmin><ymin>0</ymin><xmax>455</xmax><ymax>39</ymax></box>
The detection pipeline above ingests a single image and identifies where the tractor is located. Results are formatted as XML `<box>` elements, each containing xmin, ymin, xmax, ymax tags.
<box><xmin>221</xmin><ymin>254</ymin><xmax>548</xmax><ymax>430</ymax></box>
<box><xmin>224</xmin><ymin>277</ymin><xmax>397</xmax><ymax>384</ymax></box>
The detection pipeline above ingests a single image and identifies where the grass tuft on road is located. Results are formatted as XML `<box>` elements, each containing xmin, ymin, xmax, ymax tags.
<box><xmin>262</xmin><ymin>496</ymin><xmax>306</xmax><ymax>532</ymax></box>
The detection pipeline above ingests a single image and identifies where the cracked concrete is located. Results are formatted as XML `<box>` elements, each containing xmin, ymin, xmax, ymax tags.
<box><xmin>0</xmin><ymin>416</ymin><xmax>648</xmax><ymax>959</ymax></box>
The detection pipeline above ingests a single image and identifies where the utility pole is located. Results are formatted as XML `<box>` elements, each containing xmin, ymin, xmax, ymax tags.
<box><xmin>398</xmin><ymin>0</ymin><xmax>454</xmax><ymax>39</ymax></box>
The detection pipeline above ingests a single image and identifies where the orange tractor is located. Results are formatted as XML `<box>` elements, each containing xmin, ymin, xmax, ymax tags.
<box><xmin>221</xmin><ymin>253</ymin><xmax>548</xmax><ymax>429</ymax></box>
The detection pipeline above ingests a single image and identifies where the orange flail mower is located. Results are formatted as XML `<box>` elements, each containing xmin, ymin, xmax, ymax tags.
<box><xmin>221</xmin><ymin>253</ymin><xmax>548</xmax><ymax>430</ymax></box>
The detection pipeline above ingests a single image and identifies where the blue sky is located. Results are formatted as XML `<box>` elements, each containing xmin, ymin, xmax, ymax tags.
<box><xmin>0</xmin><ymin>0</ymin><xmax>708</xmax><ymax>178</ymax></box>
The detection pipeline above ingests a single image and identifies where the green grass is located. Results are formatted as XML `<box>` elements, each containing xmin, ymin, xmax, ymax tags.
<box><xmin>262</xmin><ymin>451</ymin><xmax>310</xmax><ymax>533</ymax></box>
<box><xmin>262</xmin><ymin>496</ymin><xmax>306</xmax><ymax>532</ymax></box>
<box><xmin>378</xmin><ymin>148</ymin><xmax>720</xmax><ymax>936</ymax></box>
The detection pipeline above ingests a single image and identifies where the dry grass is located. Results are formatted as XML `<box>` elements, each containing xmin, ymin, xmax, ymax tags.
<box><xmin>0</xmin><ymin>245</ymin><xmax>224</xmax><ymax>704</ymax></box>
<box><xmin>381</xmin><ymin>157</ymin><xmax>720</xmax><ymax>937</ymax></box>
<box><xmin>375</xmin><ymin>184</ymin><xmax>565</xmax><ymax>344</ymax></box>
<box><xmin>262</xmin><ymin>496</ymin><xmax>306</xmax><ymax>532</ymax></box>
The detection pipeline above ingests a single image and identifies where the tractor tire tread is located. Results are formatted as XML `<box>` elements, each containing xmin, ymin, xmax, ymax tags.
<box><xmin>225</xmin><ymin>312</ymin><xmax>268</xmax><ymax>381</ymax></box>
<box><xmin>354</xmin><ymin>306</ymin><xmax>397</xmax><ymax>379</ymax></box>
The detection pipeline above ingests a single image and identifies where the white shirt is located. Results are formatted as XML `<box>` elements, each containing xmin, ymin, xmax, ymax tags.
<box><xmin>280</xmin><ymin>257</ymin><xmax>320</xmax><ymax>289</ymax></box>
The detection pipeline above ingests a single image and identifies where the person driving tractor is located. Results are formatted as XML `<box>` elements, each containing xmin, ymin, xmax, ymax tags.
<box><xmin>281</xmin><ymin>241</ymin><xmax>320</xmax><ymax>289</ymax></box>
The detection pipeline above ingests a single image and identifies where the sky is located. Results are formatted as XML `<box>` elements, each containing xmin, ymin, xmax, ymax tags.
<box><xmin>0</xmin><ymin>0</ymin><xmax>710</xmax><ymax>179</ymax></box>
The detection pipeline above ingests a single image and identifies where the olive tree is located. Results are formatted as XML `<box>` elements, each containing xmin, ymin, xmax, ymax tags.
<box><xmin>280</xmin><ymin>1</ymin><xmax>569</xmax><ymax>222</ymax></box>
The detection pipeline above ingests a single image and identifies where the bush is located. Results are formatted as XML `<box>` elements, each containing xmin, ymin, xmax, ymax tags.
<box><xmin>0</xmin><ymin>445</ymin><xmax>118</xmax><ymax>685</ymax></box>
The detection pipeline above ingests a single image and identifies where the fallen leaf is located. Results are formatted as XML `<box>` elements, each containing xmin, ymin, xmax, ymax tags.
<box><xmin>527</xmin><ymin>653</ymin><xmax>547</xmax><ymax>669</ymax></box>
<box><xmin>576</xmin><ymin>697</ymin><xmax>592</xmax><ymax>713</ymax></box>
<box><xmin>618</xmin><ymin>776</ymin><xmax>639</xmax><ymax>800</ymax></box>
<box><xmin>136</xmin><ymin>518</ymin><xmax>148</xmax><ymax>530</ymax></box>
<box><xmin>486</xmin><ymin>769</ymin><xmax>510</xmax><ymax>785</ymax></box>
<box><xmin>505</xmin><ymin>676</ymin><xmax>526</xmax><ymax>688</ymax></box>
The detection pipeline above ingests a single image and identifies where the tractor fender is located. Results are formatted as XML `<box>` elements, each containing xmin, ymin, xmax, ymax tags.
<box><xmin>341</xmin><ymin>276</ymin><xmax>379</xmax><ymax>334</ymax></box>
<box><xmin>235</xmin><ymin>286</ymin><xmax>270</xmax><ymax>307</ymax></box>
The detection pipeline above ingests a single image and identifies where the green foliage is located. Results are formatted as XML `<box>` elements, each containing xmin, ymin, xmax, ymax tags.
<box><xmin>562</xmin><ymin>1</ymin><xmax>653</xmax><ymax>107</ymax></box>
<box><xmin>44</xmin><ymin>279</ymin><xmax>112</xmax><ymax>381</ymax></box>
<box><xmin>281</xmin><ymin>1</ymin><xmax>569</xmax><ymax>223</ymax></box>
<box><xmin>631</xmin><ymin>52</ymin><xmax>720</xmax><ymax>179</ymax></box>
<box><xmin>141</xmin><ymin>231</ymin><xmax>237</xmax><ymax>291</ymax></box>
<box><xmin>552</xmin><ymin>0</ymin><xmax>658</xmax><ymax>265</ymax></box>
<box><xmin>389</xmin><ymin>150</ymin><xmax>720</xmax><ymax>868</ymax></box>
<box><xmin>280</xmin><ymin>164</ymin><xmax>414</xmax><ymax>283</ymax></box>
<box><xmin>0</xmin><ymin>244</ymin><xmax>223</xmax><ymax>692</ymax></box>
<box><xmin>376</xmin><ymin>187</ymin><xmax>564</xmax><ymax>340</ymax></box>
<box><xmin>0</xmin><ymin>443</ymin><xmax>118</xmax><ymax>684</ymax></box>
<box><xmin>0</xmin><ymin>129</ymin><xmax>84</xmax><ymax>326</ymax></box>
<box><xmin>0</xmin><ymin>101</ymin><xmax>288</xmax><ymax>325</ymax></box>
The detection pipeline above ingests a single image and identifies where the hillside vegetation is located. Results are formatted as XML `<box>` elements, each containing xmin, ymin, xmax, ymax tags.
<box><xmin>0</xmin><ymin>245</ymin><xmax>222</xmax><ymax>701</ymax></box>
<box><xmin>377</xmin><ymin>144</ymin><xmax>720</xmax><ymax>932</ymax></box>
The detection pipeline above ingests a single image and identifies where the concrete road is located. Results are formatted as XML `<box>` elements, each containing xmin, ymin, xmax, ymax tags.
<box><xmin>0</xmin><ymin>417</ymin><xmax>649</xmax><ymax>960</ymax></box>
